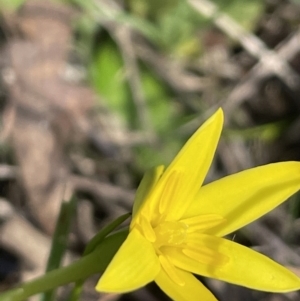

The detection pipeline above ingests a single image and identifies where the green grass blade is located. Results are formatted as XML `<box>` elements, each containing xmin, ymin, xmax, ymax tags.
<box><xmin>40</xmin><ymin>196</ymin><xmax>77</xmax><ymax>301</ymax></box>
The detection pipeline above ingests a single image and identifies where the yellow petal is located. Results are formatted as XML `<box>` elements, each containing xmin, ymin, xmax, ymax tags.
<box><xmin>96</xmin><ymin>228</ymin><xmax>160</xmax><ymax>293</ymax></box>
<box><xmin>167</xmin><ymin>235</ymin><xmax>300</xmax><ymax>292</ymax></box>
<box><xmin>147</xmin><ymin>109</ymin><xmax>223</xmax><ymax>221</ymax></box>
<box><xmin>183</xmin><ymin>162</ymin><xmax>300</xmax><ymax>237</ymax></box>
<box><xmin>132</xmin><ymin>165</ymin><xmax>164</xmax><ymax>219</ymax></box>
<box><xmin>155</xmin><ymin>268</ymin><xmax>218</xmax><ymax>301</ymax></box>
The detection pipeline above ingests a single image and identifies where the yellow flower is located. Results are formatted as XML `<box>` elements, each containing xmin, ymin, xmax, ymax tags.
<box><xmin>96</xmin><ymin>109</ymin><xmax>300</xmax><ymax>301</ymax></box>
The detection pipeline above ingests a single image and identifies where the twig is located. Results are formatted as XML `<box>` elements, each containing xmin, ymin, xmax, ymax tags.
<box><xmin>224</xmin><ymin>29</ymin><xmax>300</xmax><ymax>114</ymax></box>
<box><xmin>0</xmin><ymin>164</ymin><xmax>17</xmax><ymax>179</ymax></box>
<box><xmin>0</xmin><ymin>197</ymin><xmax>14</xmax><ymax>221</ymax></box>
<box><xmin>135</xmin><ymin>42</ymin><xmax>206</xmax><ymax>94</ymax></box>
<box><xmin>188</xmin><ymin>0</ymin><xmax>300</xmax><ymax>104</ymax></box>
<box><xmin>71</xmin><ymin>175</ymin><xmax>134</xmax><ymax>211</ymax></box>
<box><xmin>245</xmin><ymin>221</ymin><xmax>300</xmax><ymax>266</ymax></box>
<box><xmin>76</xmin><ymin>200</ymin><xmax>97</xmax><ymax>243</ymax></box>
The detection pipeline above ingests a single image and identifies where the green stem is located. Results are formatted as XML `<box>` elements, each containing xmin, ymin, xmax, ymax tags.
<box><xmin>68</xmin><ymin>212</ymin><xmax>131</xmax><ymax>301</ymax></box>
<box><xmin>0</xmin><ymin>230</ymin><xmax>128</xmax><ymax>301</ymax></box>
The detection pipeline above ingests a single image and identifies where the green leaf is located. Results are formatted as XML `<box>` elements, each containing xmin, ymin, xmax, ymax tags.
<box><xmin>0</xmin><ymin>0</ymin><xmax>25</xmax><ymax>11</ymax></box>
<box><xmin>40</xmin><ymin>196</ymin><xmax>76</xmax><ymax>301</ymax></box>
<box><xmin>158</xmin><ymin>0</ymin><xmax>207</xmax><ymax>56</ymax></box>
<box><xmin>141</xmin><ymin>66</ymin><xmax>173</xmax><ymax>133</ymax></box>
<box><xmin>215</xmin><ymin>0</ymin><xmax>264</xmax><ymax>30</ymax></box>
<box><xmin>89</xmin><ymin>38</ymin><xmax>132</xmax><ymax>126</ymax></box>
<box><xmin>84</xmin><ymin>213</ymin><xmax>131</xmax><ymax>256</ymax></box>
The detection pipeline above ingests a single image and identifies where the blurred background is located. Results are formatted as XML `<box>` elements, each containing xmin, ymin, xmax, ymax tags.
<box><xmin>0</xmin><ymin>0</ymin><xmax>300</xmax><ymax>300</ymax></box>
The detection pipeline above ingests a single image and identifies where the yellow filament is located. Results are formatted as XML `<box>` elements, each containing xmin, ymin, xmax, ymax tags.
<box><xmin>183</xmin><ymin>247</ymin><xmax>229</xmax><ymax>266</ymax></box>
<box><xmin>159</xmin><ymin>255</ymin><xmax>185</xmax><ymax>286</ymax></box>
<box><xmin>159</xmin><ymin>171</ymin><xmax>181</xmax><ymax>215</ymax></box>
<box><xmin>183</xmin><ymin>233</ymin><xmax>229</xmax><ymax>266</ymax></box>
<box><xmin>180</xmin><ymin>214</ymin><xmax>226</xmax><ymax>233</ymax></box>
<box><xmin>139</xmin><ymin>214</ymin><xmax>156</xmax><ymax>242</ymax></box>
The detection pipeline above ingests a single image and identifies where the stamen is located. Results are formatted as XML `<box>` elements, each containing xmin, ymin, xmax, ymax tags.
<box><xmin>183</xmin><ymin>247</ymin><xmax>229</xmax><ymax>266</ymax></box>
<box><xmin>139</xmin><ymin>214</ymin><xmax>156</xmax><ymax>242</ymax></box>
<box><xmin>159</xmin><ymin>171</ymin><xmax>181</xmax><ymax>215</ymax></box>
<box><xmin>180</xmin><ymin>214</ymin><xmax>226</xmax><ymax>233</ymax></box>
<box><xmin>184</xmin><ymin>234</ymin><xmax>229</xmax><ymax>266</ymax></box>
<box><xmin>159</xmin><ymin>255</ymin><xmax>185</xmax><ymax>286</ymax></box>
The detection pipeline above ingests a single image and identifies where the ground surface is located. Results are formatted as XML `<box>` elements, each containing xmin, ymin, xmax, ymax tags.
<box><xmin>1</xmin><ymin>0</ymin><xmax>300</xmax><ymax>300</ymax></box>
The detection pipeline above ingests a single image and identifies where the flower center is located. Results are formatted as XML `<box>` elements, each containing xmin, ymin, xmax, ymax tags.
<box><xmin>153</xmin><ymin>221</ymin><xmax>188</xmax><ymax>249</ymax></box>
